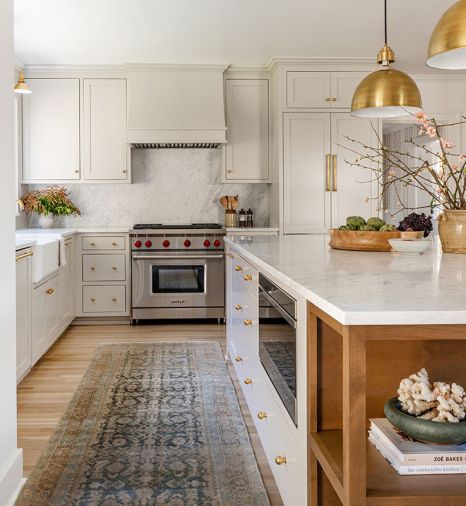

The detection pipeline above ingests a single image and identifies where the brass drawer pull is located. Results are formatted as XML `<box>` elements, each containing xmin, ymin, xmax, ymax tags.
<box><xmin>16</xmin><ymin>251</ymin><xmax>33</xmax><ymax>261</ymax></box>
<box><xmin>332</xmin><ymin>154</ymin><xmax>337</xmax><ymax>191</ymax></box>
<box><xmin>243</xmin><ymin>319</ymin><xmax>253</xmax><ymax>326</ymax></box>
<box><xmin>91</xmin><ymin>297</ymin><xmax>96</xmax><ymax>302</ymax></box>
<box><xmin>234</xmin><ymin>265</ymin><xmax>242</xmax><ymax>272</ymax></box>
<box><xmin>46</xmin><ymin>288</ymin><xmax>55</xmax><ymax>295</ymax></box>
<box><xmin>275</xmin><ymin>456</ymin><xmax>287</xmax><ymax>466</ymax></box>
<box><xmin>257</xmin><ymin>411</ymin><xmax>268</xmax><ymax>420</ymax></box>
<box><xmin>235</xmin><ymin>304</ymin><xmax>242</xmax><ymax>311</ymax></box>
<box><xmin>244</xmin><ymin>377</ymin><xmax>252</xmax><ymax>385</ymax></box>
<box><xmin>325</xmin><ymin>154</ymin><xmax>331</xmax><ymax>192</ymax></box>
<box><xmin>243</xmin><ymin>274</ymin><xmax>253</xmax><ymax>281</ymax></box>
<box><xmin>112</xmin><ymin>242</ymin><xmax>118</xmax><ymax>246</ymax></box>
<box><xmin>235</xmin><ymin>356</ymin><xmax>242</xmax><ymax>362</ymax></box>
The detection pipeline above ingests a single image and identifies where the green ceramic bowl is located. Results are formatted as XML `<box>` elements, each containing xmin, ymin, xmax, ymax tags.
<box><xmin>384</xmin><ymin>397</ymin><xmax>466</xmax><ymax>445</ymax></box>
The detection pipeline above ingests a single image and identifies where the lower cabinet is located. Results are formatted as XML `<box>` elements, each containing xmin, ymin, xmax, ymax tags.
<box><xmin>32</xmin><ymin>276</ymin><xmax>59</xmax><ymax>364</ymax></box>
<box><xmin>16</xmin><ymin>248</ymin><xmax>33</xmax><ymax>382</ymax></box>
<box><xmin>226</xmin><ymin>246</ymin><xmax>306</xmax><ymax>506</ymax></box>
<box><xmin>59</xmin><ymin>237</ymin><xmax>75</xmax><ymax>331</ymax></box>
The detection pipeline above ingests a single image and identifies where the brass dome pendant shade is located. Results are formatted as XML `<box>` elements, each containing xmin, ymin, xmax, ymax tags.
<box><xmin>351</xmin><ymin>0</ymin><xmax>422</xmax><ymax>118</ymax></box>
<box><xmin>427</xmin><ymin>0</ymin><xmax>466</xmax><ymax>69</ymax></box>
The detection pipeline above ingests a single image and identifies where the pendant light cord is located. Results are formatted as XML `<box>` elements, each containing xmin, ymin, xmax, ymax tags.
<box><xmin>384</xmin><ymin>0</ymin><xmax>388</xmax><ymax>45</ymax></box>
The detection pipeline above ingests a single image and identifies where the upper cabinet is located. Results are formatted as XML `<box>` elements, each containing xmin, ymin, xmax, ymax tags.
<box><xmin>83</xmin><ymin>79</ymin><xmax>128</xmax><ymax>180</ymax></box>
<box><xmin>224</xmin><ymin>79</ymin><xmax>270</xmax><ymax>182</ymax></box>
<box><xmin>23</xmin><ymin>78</ymin><xmax>81</xmax><ymax>181</ymax></box>
<box><xmin>286</xmin><ymin>71</ymin><xmax>367</xmax><ymax>109</ymax></box>
<box><xmin>22</xmin><ymin>76</ymin><xmax>130</xmax><ymax>183</ymax></box>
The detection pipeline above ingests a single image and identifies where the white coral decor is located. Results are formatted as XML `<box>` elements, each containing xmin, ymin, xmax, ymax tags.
<box><xmin>397</xmin><ymin>368</ymin><xmax>466</xmax><ymax>423</ymax></box>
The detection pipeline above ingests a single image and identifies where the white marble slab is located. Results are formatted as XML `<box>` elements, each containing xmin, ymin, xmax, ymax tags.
<box><xmin>225</xmin><ymin>234</ymin><xmax>466</xmax><ymax>325</ymax></box>
<box><xmin>226</xmin><ymin>227</ymin><xmax>279</xmax><ymax>232</ymax></box>
<box><xmin>15</xmin><ymin>239</ymin><xmax>36</xmax><ymax>251</ymax></box>
<box><xmin>16</xmin><ymin>227</ymin><xmax>132</xmax><ymax>237</ymax></box>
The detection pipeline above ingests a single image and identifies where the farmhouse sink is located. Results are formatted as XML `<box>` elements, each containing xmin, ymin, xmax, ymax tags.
<box><xmin>17</xmin><ymin>236</ymin><xmax>60</xmax><ymax>284</ymax></box>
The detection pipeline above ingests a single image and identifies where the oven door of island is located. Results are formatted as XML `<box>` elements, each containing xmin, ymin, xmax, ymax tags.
<box><xmin>132</xmin><ymin>252</ymin><xmax>225</xmax><ymax>309</ymax></box>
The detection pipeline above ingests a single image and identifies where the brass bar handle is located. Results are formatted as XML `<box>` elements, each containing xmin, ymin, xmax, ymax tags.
<box><xmin>235</xmin><ymin>304</ymin><xmax>242</xmax><ymax>311</ymax></box>
<box><xmin>325</xmin><ymin>154</ymin><xmax>331</xmax><ymax>192</ymax></box>
<box><xmin>16</xmin><ymin>251</ymin><xmax>33</xmax><ymax>262</ymax></box>
<box><xmin>332</xmin><ymin>154</ymin><xmax>337</xmax><ymax>191</ymax></box>
<box><xmin>243</xmin><ymin>274</ymin><xmax>253</xmax><ymax>281</ymax></box>
<box><xmin>275</xmin><ymin>456</ymin><xmax>287</xmax><ymax>466</ymax></box>
<box><xmin>235</xmin><ymin>356</ymin><xmax>242</xmax><ymax>362</ymax></box>
<box><xmin>46</xmin><ymin>288</ymin><xmax>55</xmax><ymax>295</ymax></box>
<box><xmin>234</xmin><ymin>265</ymin><xmax>242</xmax><ymax>272</ymax></box>
<box><xmin>244</xmin><ymin>377</ymin><xmax>253</xmax><ymax>385</ymax></box>
<box><xmin>243</xmin><ymin>319</ymin><xmax>253</xmax><ymax>326</ymax></box>
<box><xmin>257</xmin><ymin>411</ymin><xmax>268</xmax><ymax>420</ymax></box>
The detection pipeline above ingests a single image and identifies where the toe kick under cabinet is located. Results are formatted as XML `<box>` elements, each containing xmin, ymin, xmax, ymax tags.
<box><xmin>77</xmin><ymin>233</ymin><xmax>130</xmax><ymax>317</ymax></box>
<box><xmin>226</xmin><ymin>246</ymin><xmax>308</xmax><ymax>506</ymax></box>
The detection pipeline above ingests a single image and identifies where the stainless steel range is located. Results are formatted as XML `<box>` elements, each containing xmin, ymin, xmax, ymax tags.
<box><xmin>130</xmin><ymin>224</ymin><xmax>225</xmax><ymax>321</ymax></box>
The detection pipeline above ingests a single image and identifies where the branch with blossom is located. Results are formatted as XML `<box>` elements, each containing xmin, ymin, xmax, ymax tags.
<box><xmin>341</xmin><ymin>113</ymin><xmax>466</xmax><ymax>215</ymax></box>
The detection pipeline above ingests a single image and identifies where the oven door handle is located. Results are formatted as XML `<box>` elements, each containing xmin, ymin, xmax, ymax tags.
<box><xmin>259</xmin><ymin>287</ymin><xmax>297</xmax><ymax>329</ymax></box>
<box><xmin>132</xmin><ymin>254</ymin><xmax>224</xmax><ymax>260</ymax></box>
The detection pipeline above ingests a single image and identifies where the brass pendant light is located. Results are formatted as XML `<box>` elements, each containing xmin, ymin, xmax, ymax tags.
<box><xmin>427</xmin><ymin>0</ymin><xmax>466</xmax><ymax>69</ymax></box>
<box><xmin>14</xmin><ymin>69</ymin><xmax>32</xmax><ymax>95</ymax></box>
<box><xmin>351</xmin><ymin>0</ymin><xmax>422</xmax><ymax>118</ymax></box>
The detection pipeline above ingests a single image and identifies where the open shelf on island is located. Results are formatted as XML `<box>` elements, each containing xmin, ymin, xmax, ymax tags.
<box><xmin>310</xmin><ymin>429</ymin><xmax>466</xmax><ymax>504</ymax></box>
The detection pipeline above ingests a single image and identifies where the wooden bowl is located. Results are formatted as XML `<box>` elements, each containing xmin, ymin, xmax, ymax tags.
<box><xmin>329</xmin><ymin>229</ymin><xmax>401</xmax><ymax>252</ymax></box>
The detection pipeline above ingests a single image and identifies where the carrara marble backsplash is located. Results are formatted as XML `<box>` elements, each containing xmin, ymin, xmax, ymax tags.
<box><xmin>24</xmin><ymin>149</ymin><xmax>270</xmax><ymax>227</ymax></box>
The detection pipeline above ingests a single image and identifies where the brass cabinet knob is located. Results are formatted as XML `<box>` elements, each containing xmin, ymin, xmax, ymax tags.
<box><xmin>275</xmin><ymin>456</ymin><xmax>287</xmax><ymax>466</ymax></box>
<box><xmin>227</xmin><ymin>170</ymin><xmax>232</xmax><ymax>173</ymax></box>
<box><xmin>91</xmin><ymin>266</ymin><xmax>96</xmax><ymax>271</ymax></box>
<box><xmin>234</xmin><ymin>265</ymin><xmax>242</xmax><ymax>272</ymax></box>
<box><xmin>243</xmin><ymin>319</ymin><xmax>253</xmax><ymax>326</ymax></box>
<box><xmin>122</xmin><ymin>169</ymin><xmax>127</xmax><ymax>174</ymax></box>
<box><xmin>112</xmin><ymin>242</ymin><xmax>118</xmax><ymax>246</ymax></box>
<box><xmin>235</xmin><ymin>355</ymin><xmax>242</xmax><ymax>362</ymax></box>
<box><xmin>46</xmin><ymin>288</ymin><xmax>54</xmax><ymax>295</ymax></box>
<box><xmin>331</xmin><ymin>97</ymin><xmax>337</xmax><ymax>101</ymax></box>
<box><xmin>91</xmin><ymin>297</ymin><xmax>96</xmax><ymax>302</ymax></box>
<box><xmin>257</xmin><ymin>411</ymin><xmax>268</xmax><ymax>420</ymax></box>
<box><xmin>112</xmin><ymin>297</ymin><xmax>117</xmax><ymax>302</ymax></box>
<box><xmin>235</xmin><ymin>304</ymin><xmax>242</xmax><ymax>311</ymax></box>
<box><xmin>90</xmin><ymin>241</ymin><xmax>95</xmax><ymax>246</ymax></box>
<box><xmin>244</xmin><ymin>377</ymin><xmax>253</xmax><ymax>385</ymax></box>
<box><xmin>112</xmin><ymin>266</ymin><xmax>117</xmax><ymax>270</ymax></box>
<box><xmin>325</xmin><ymin>97</ymin><xmax>330</xmax><ymax>101</ymax></box>
<box><xmin>75</xmin><ymin>169</ymin><xmax>80</xmax><ymax>173</ymax></box>
<box><xmin>243</xmin><ymin>274</ymin><xmax>253</xmax><ymax>281</ymax></box>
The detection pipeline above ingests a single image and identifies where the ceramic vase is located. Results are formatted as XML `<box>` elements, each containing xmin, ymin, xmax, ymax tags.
<box><xmin>438</xmin><ymin>210</ymin><xmax>466</xmax><ymax>253</ymax></box>
<box><xmin>38</xmin><ymin>214</ymin><xmax>55</xmax><ymax>229</ymax></box>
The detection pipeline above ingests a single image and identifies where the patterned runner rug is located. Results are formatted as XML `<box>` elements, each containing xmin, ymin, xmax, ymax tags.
<box><xmin>16</xmin><ymin>342</ymin><xmax>270</xmax><ymax>506</ymax></box>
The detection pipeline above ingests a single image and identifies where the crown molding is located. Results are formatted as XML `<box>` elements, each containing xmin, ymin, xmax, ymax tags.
<box><xmin>267</xmin><ymin>56</ymin><xmax>375</xmax><ymax>72</ymax></box>
<box><xmin>124</xmin><ymin>63</ymin><xmax>229</xmax><ymax>72</ymax></box>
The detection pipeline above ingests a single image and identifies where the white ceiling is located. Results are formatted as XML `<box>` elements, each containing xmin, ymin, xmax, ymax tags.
<box><xmin>14</xmin><ymin>0</ymin><xmax>456</xmax><ymax>73</ymax></box>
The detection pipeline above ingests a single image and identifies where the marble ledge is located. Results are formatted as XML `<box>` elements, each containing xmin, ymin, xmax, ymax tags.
<box><xmin>16</xmin><ymin>226</ymin><xmax>132</xmax><ymax>237</ymax></box>
<box><xmin>16</xmin><ymin>240</ymin><xmax>36</xmax><ymax>251</ymax></box>
<box><xmin>225</xmin><ymin>234</ymin><xmax>466</xmax><ymax>326</ymax></box>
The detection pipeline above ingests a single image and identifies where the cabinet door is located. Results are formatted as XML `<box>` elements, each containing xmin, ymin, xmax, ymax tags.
<box><xmin>32</xmin><ymin>278</ymin><xmax>59</xmax><ymax>364</ymax></box>
<box><xmin>330</xmin><ymin>113</ymin><xmax>378</xmax><ymax>228</ymax></box>
<box><xmin>330</xmin><ymin>72</ymin><xmax>367</xmax><ymax>108</ymax></box>
<box><xmin>59</xmin><ymin>239</ymin><xmax>75</xmax><ymax>328</ymax></box>
<box><xmin>83</xmin><ymin>79</ymin><xmax>128</xmax><ymax>180</ymax></box>
<box><xmin>22</xmin><ymin>78</ymin><xmax>80</xmax><ymax>181</ymax></box>
<box><xmin>225</xmin><ymin>79</ymin><xmax>269</xmax><ymax>181</ymax></box>
<box><xmin>16</xmin><ymin>252</ymin><xmax>32</xmax><ymax>381</ymax></box>
<box><xmin>286</xmin><ymin>72</ymin><xmax>331</xmax><ymax>108</ymax></box>
<box><xmin>283</xmin><ymin>113</ymin><xmax>331</xmax><ymax>233</ymax></box>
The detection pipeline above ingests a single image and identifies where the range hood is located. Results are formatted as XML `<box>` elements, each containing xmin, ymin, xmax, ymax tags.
<box><xmin>126</xmin><ymin>64</ymin><xmax>228</xmax><ymax>148</ymax></box>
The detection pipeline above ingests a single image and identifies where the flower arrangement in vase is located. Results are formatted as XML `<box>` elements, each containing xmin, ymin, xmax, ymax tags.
<box><xmin>19</xmin><ymin>186</ymin><xmax>81</xmax><ymax>228</ymax></box>
<box><xmin>344</xmin><ymin>113</ymin><xmax>466</xmax><ymax>252</ymax></box>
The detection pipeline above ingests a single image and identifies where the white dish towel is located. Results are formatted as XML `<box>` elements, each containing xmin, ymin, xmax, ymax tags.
<box><xmin>59</xmin><ymin>238</ymin><xmax>67</xmax><ymax>267</ymax></box>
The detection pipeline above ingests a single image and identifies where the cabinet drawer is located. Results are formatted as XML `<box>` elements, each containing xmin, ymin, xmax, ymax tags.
<box><xmin>82</xmin><ymin>285</ymin><xmax>126</xmax><ymax>313</ymax></box>
<box><xmin>231</xmin><ymin>257</ymin><xmax>258</xmax><ymax>295</ymax></box>
<box><xmin>82</xmin><ymin>235</ymin><xmax>126</xmax><ymax>250</ymax></box>
<box><xmin>82</xmin><ymin>254</ymin><xmax>126</xmax><ymax>281</ymax></box>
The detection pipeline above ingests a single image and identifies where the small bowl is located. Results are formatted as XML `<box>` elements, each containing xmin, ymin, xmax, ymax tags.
<box><xmin>400</xmin><ymin>231</ymin><xmax>424</xmax><ymax>241</ymax></box>
<box><xmin>384</xmin><ymin>397</ymin><xmax>466</xmax><ymax>445</ymax></box>
<box><xmin>388</xmin><ymin>238</ymin><xmax>431</xmax><ymax>254</ymax></box>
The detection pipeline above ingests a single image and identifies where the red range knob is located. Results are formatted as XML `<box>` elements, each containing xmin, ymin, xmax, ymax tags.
<box><xmin>213</xmin><ymin>239</ymin><xmax>221</xmax><ymax>248</ymax></box>
<box><xmin>184</xmin><ymin>239</ymin><xmax>191</xmax><ymax>248</ymax></box>
<box><xmin>134</xmin><ymin>240</ymin><xmax>142</xmax><ymax>248</ymax></box>
<box><xmin>145</xmin><ymin>240</ymin><xmax>152</xmax><ymax>248</ymax></box>
<box><xmin>203</xmin><ymin>239</ymin><xmax>211</xmax><ymax>248</ymax></box>
<box><xmin>162</xmin><ymin>240</ymin><xmax>170</xmax><ymax>248</ymax></box>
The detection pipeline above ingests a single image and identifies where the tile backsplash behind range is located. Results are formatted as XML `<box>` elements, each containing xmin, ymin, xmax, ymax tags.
<box><xmin>27</xmin><ymin>149</ymin><xmax>269</xmax><ymax>227</ymax></box>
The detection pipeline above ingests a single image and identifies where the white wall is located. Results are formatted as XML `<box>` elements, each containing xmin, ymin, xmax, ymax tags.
<box><xmin>26</xmin><ymin>149</ymin><xmax>270</xmax><ymax>227</ymax></box>
<box><xmin>0</xmin><ymin>0</ymin><xmax>24</xmax><ymax>503</ymax></box>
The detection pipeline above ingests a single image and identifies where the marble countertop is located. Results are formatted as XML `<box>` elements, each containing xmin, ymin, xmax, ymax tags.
<box><xmin>226</xmin><ymin>227</ymin><xmax>279</xmax><ymax>232</ymax></box>
<box><xmin>16</xmin><ymin>227</ymin><xmax>132</xmax><ymax>237</ymax></box>
<box><xmin>16</xmin><ymin>239</ymin><xmax>36</xmax><ymax>251</ymax></box>
<box><xmin>225</xmin><ymin>234</ymin><xmax>466</xmax><ymax>325</ymax></box>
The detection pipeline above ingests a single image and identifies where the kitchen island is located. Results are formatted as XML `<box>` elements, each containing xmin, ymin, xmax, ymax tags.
<box><xmin>225</xmin><ymin>234</ymin><xmax>466</xmax><ymax>506</ymax></box>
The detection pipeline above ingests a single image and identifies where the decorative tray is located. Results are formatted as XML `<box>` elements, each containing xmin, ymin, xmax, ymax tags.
<box><xmin>329</xmin><ymin>229</ymin><xmax>401</xmax><ymax>252</ymax></box>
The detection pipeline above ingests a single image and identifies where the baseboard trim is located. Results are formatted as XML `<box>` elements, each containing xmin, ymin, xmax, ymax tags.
<box><xmin>71</xmin><ymin>317</ymin><xmax>131</xmax><ymax>326</ymax></box>
<box><xmin>0</xmin><ymin>448</ymin><xmax>24</xmax><ymax>506</ymax></box>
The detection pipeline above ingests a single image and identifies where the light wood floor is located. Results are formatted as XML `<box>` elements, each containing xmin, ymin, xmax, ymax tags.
<box><xmin>17</xmin><ymin>323</ymin><xmax>283</xmax><ymax>505</ymax></box>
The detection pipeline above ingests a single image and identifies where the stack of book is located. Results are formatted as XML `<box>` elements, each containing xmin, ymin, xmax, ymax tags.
<box><xmin>369</xmin><ymin>418</ymin><xmax>466</xmax><ymax>475</ymax></box>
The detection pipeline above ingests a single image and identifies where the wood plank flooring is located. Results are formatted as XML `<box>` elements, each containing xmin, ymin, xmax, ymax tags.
<box><xmin>17</xmin><ymin>322</ymin><xmax>283</xmax><ymax>505</ymax></box>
